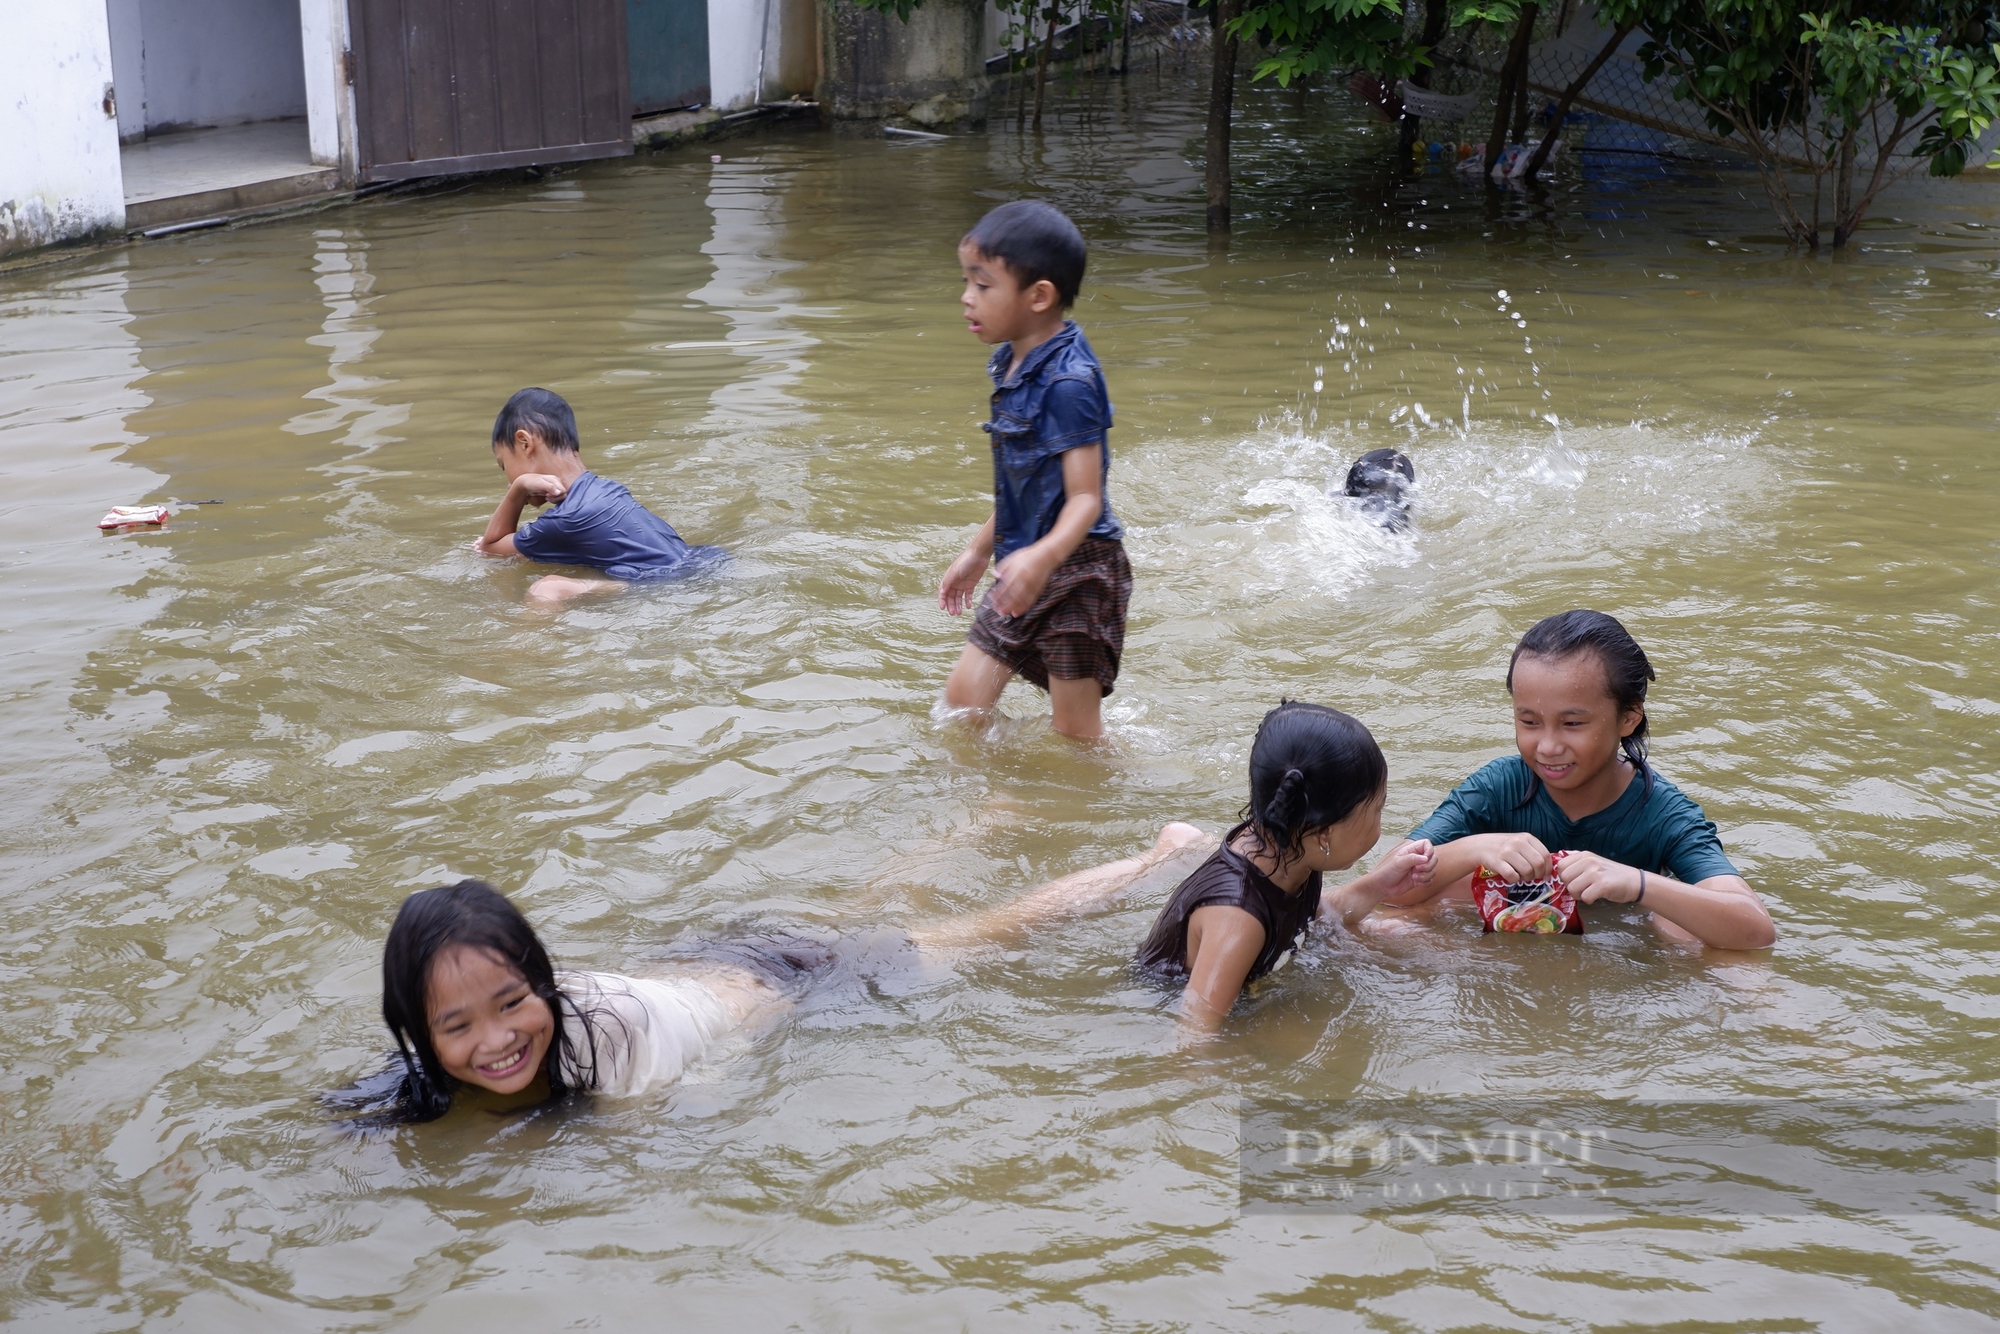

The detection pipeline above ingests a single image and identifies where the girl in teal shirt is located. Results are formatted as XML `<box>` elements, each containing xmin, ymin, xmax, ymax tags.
<box><xmin>1384</xmin><ymin>610</ymin><xmax>1775</xmax><ymax>949</ymax></box>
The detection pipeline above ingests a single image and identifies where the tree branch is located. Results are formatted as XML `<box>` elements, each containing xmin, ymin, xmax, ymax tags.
<box><xmin>1524</xmin><ymin>19</ymin><xmax>1635</xmax><ymax>181</ymax></box>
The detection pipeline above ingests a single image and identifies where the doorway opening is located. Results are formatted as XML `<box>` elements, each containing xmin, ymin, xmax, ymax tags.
<box><xmin>106</xmin><ymin>0</ymin><xmax>344</xmax><ymax>229</ymax></box>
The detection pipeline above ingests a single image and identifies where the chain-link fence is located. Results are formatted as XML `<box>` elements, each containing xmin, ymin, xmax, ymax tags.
<box><xmin>1405</xmin><ymin>3</ymin><xmax>1974</xmax><ymax>173</ymax></box>
<box><xmin>1411</xmin><ymin>6</ymin><xmax>1731</xmax><ymax>162</ymax></box>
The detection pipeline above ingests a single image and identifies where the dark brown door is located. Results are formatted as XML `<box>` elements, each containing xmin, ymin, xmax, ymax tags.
<box><xmin>351</xmin><ymin>0</ymin><xmax>633</xmax><ymax>182</ymax></box>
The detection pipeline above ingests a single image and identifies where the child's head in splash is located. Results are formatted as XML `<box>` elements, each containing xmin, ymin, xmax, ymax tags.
<box><xmin>1341</xmin><ymin>447</ymin><xmax>1416</xmax><ymax>529</ymax></box>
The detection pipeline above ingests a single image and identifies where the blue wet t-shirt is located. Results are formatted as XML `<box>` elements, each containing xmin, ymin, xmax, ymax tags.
<box><xmin>511</xmin><ymin>471</ymin><xmax>706</xmax><ymax>581</ymax></box>
<box><xmin>983</xmin><ymin>321</ymin><xmax>1123</xmax><ymax>561</ymax></box>
<box><xmin>1409</xmin><ymin>755</ymin><xmax>1739</xmax><ymax>885</ymax></box>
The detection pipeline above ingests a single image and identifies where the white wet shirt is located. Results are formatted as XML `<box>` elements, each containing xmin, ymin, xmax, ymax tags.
<box><xmin>554</xmin><ymin>970</ymin><xmax>739</xmax><ymax>1098</ymax></box>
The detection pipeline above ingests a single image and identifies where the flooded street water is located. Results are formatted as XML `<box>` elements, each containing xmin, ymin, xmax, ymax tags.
<box><xmin>4</xmin><ymin>66</ymin><xmax>1999</xmax><ymax>1329</ymax></box>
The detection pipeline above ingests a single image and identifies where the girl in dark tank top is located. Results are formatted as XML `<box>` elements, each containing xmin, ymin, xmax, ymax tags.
<box><xmin>1136</xmin><ymin>701</ymin><xmax>1439</xmax><ymax>1030</ymax></box>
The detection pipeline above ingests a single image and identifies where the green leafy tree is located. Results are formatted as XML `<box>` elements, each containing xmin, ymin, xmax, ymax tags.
<box><xmin>1229</xmin><ymin>0</ymin><xmax>1423</xmax><ymax>87</ymax></box>
<box><xmin>1211</xmin><ymin>0</ymin><xmax>1438</xmax><ymax>227</ymax></box>
<box><xmin>1631</xmin><ymin>1</ymin><xmax>2000</xmax><ymax>248</ymax></box>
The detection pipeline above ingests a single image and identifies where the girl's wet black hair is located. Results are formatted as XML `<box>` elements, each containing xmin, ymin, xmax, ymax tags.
<box><xmin>962</xmin><ymin>200</ymin><xmax>1087</xmax><ymax>308</ymax></box>
<box><xmin>492</xmin><ymin>386</ymin><xmax>581</xmax><ymax>454</ymax></box>
<box><xmin>1240</xmin><ymin>701</ymin><xmax>1388</xmax><ymax>872</ymax></box>
<box><xmin>354</xmin><ymin>879</ymin><xmax>602</xmax><ymax>1123</ymax></box>
<box><xmin>1506</xmin><ymin>609</ymin><xmax>1656</xmax><ymax>803</ymax></box>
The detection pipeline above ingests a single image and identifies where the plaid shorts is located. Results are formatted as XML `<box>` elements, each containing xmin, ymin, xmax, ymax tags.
<box><xmin>968</xmin><ymin>537</ymin><xmax>1132</xmax><ymax>698</ymax></box>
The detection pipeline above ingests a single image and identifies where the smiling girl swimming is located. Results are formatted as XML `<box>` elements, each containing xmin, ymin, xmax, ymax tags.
<box><xmin>357</xmin><ymin>828</ymin><xmax>1215</xmax><ymax>1120</ymax></box>
<box><xmin>372</xmin><ymin>880</ymin><xmax>794</xmax><ymax>1119</ymax></box>
<box><xmin>348</xmin><ymin>702</ymin><xmax>1435</xmax><ymax>1118</ymax></box>
<box><xmin>1379</xmin><ymin>610</ymin><xmax>1775</xmax><ymax>949</ymax></box>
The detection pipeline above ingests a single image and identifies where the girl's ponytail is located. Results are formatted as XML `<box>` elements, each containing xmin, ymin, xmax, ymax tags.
<box><xmin>1263</xmin><ymin>767</ymin><xmax>1307</xmax><ymax>831</ymax></box>
<box><xmin>1241</xmin><ymin>704</ymin><xmax>1387</xmax><ymax>872</ymax></box>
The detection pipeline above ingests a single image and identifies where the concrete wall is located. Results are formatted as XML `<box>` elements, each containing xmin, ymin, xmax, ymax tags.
<box><xmin>109</xmin><ymin>0</ymin><xmax>309</xmax><ymax>136</ymax></box>
<box><xmin>710</xmin><ymin>0</ymin><xmax>818</xmax><ymax>110</ymax></box>
<box><xmin>708</xmin><ymin>0</ymin><xmax>775</xmax><ymax>110</ymax></box>
<box><xmin>818</xmin><ymin>0</ymin><xmax>988</xmax><ymax>122</ymax></box>
<box><xmin>777</xmin><ymin>0</ymin><xmax>817</xmax><ymax>98</ymax></box>
<box><xmin>0</xmin><ymin>2</ymin><xmax>125</xmax><ymax>258</ymax></box>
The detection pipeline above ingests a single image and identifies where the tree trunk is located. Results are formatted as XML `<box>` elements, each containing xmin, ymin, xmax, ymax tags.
<box><xmin>1033</xmin><ymin>2</ymin><xmax>1057</xmax><ymax>131</ymax></box>
<box><xmin>1400</xmin><ymin>0</ymin><xmax>1453</xmax><ymax>158</ymax></box>
<box><xmin>1509</xmin><ymin>50</ymin><xmax>1533</xmax><ymax>142</ymax></box>
<box><xmin>1118</xmin><ymin>0</ymin><xmax>1130</xmax><ymax>75</ymax></box>
<box><xmin>1482</xmin><ymin>61</ymin><xmax>1515</xmax><ymax>173</ymax></box>
<box><xmin>1523</xmin><ymin>19</ymin><xmax>1633</xmax><ymax>181</ymax></box>
<box><xmin>1484</xmin><ymin>4</ymin><xmax>1537</xmax><ymax>174</ymax></box>
<box><xmin>1206</xmin><ymin>0</ymin><xmax>1242</xmax><ymax>231</ymax></box>
<box><xmin>1014</xmin><ymin>13</ymin><xmax>1028</xmax><ymax>127</ymax></box>
<box><xmin>1832</xmin><ymin>127</ymin><xmax>1857</xmax><ymax>248</ymax></box>
<box><xmin>1416</xmin><ymin>0</ymin><xmax>1451</xmax><ymax>76</ymax></box>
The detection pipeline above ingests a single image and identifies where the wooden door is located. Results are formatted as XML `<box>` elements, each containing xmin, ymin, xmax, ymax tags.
<box><xmin>628</xmin><ymin>0</ymin><xmax>709</xmax><ymax>115</ymax></box>
<box><xmin>351</xmin><ymin>0</ymin><xmax>633</xmax><ymax>182</ymax></box>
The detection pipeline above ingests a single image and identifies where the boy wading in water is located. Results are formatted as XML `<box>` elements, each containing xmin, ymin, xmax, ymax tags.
<box><xmin>939</xmin><ymin>201</ymin><xmax>1130</xmax><ymax>740</ymax></box>
<box><xmin>473</xmin><ymin>388</ymin><xmax>714</xmax><ymax>604</ymax></box>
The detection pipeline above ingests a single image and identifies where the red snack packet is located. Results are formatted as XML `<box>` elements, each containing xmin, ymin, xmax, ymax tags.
<box><xmin>1471</xmin><ymin>852</ymin><xmax>1583</xmax><ymax>935</ymax></box>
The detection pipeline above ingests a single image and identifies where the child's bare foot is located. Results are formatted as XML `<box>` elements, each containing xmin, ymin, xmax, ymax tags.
<box><xmin>526</xmin><ymin>575</ymin><xmax>621</xmax><ymax>604</ymax></box>
<box><xmin>1353</xmin><ymin>912</ymin><xmax>1428</xmax><ymax>938</ymax></box>
<box><xmin>1152</xmin><ymin>822</ymin><xmax>1211</xmax><ymax>859</ymax></box>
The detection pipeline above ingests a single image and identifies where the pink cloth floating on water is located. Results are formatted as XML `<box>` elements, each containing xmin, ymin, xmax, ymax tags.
<box><xmin>98</xmin><ymin>505</ymin><xmax>170</xmax><ymax>530</ymax></box>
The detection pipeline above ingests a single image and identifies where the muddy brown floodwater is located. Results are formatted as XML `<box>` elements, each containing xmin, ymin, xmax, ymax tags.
<box><xmin>3</xmin><ymin>66</ymin><xmax>1998</xmax><ymax>1331</ymax></box>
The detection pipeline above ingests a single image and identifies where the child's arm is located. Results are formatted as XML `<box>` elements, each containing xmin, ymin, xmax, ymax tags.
<box><xmin>1556</xmin><ymin>855</ymin><xmax>1775</xmax><ymax>949</ymax></box>
<box><xmin>1321</xmin><ymin>839</ymin><xmax>1437</xmax><ymax>927</ymax></box>
<box><xmin>989</xmin><ymin>445</ymin><xmax>1102</xmax><ymax>618</ymax></box>
<box><xmin>474</xmin><ymin>474</ymin><xmax>569</xmax><ymax>558</ymax></box>
<box><xmin>1377</xmin><ymin>832</ymin><xmax>1553</xmax><ymax>906</ymax></box>
<box><xmin>939</xmin><ymin>513</ymin><xmax>997</xmax><ymax>614</ymax></box>
<box><xmin>1179</xmin><ymin>905</ymin><xmax>1266</xmax><ymax>1032</ymax></box>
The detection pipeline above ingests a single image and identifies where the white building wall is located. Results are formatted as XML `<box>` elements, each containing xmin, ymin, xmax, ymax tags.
<box><xmin>298</xmin><ymin>0</ymin><xmax>354</xmax><ymax>170</ymax></box>
<box><xmin>708</xmin><ymin>0</ymin><xmax>785</xmax><ymax>110</ymax></box>
<box><xmin>116</xmin><ymin>0</ymin><xmax>309</xmax><ymax>134</ymax></box>
<box><xmin>983</xmin><ymin>1</ymin><xmax>1017</xmax><ymax>60</ymax></box>
<box><xmin>0</xmin><ymin>2</ymin><xmax>125</xmax><ymax>257</ymax></box>
<box><xmin>106</xmin><ymin>0</ymin><xmax>148</xmax><ymax>141</ymax></box>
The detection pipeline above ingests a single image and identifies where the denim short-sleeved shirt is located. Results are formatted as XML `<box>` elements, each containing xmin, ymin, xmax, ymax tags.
<box><xmin>1409</xmin><ymin>755</ymin><xmax>1739</xmax><ymax>886</ymax></box>
<box><xmin>983</xmin><ymin>321</ymin><xmax>1123</xmax><ymax>561</ymax></box>
<box><xmin>512</xmin><ymin>471</ymin><xmax>705</xmax><ymax>581</ymax></box>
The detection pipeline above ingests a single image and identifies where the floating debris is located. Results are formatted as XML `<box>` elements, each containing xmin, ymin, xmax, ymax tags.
<box><xmin>98</xmin><ymin>505</ymin><xmax>170</xmax><ymax>530</ymax></box>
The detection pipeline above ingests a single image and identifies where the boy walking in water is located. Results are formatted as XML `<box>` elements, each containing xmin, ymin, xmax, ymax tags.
<box><xmin>938</xmin><ymin>201</ymin><xmax>1130</xmax><ymax>740</ymax></box>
